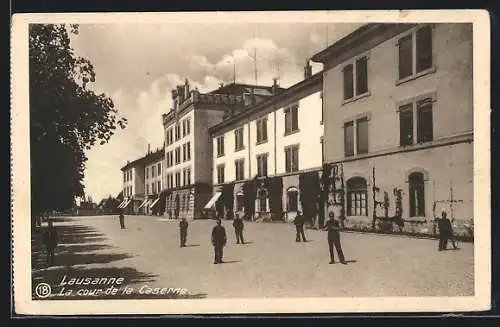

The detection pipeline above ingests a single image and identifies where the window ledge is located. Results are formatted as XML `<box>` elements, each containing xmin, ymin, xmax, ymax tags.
<box><xmin>235</xmin><ymin>146</ymin><xmax>245</xmax><ymax>152</ymax></box>
<box><xmin>284</xmin><ymin>129</ymin><xmax>300</xmax><ymax>137</ymax></box>
<box><xmin>342</xmin><ymin>91</ymin><xmax>371</xmax><ymax>106</ymax></box>
<box><xmin>217</xmin><ymin>154</ymin><xmax>225</xmax><ymax>158</ymax></box>
<box><xmin>256</xmin><ymin>140</ymin><xmax>268</xmax><ymax>146</ymax></box>
<box><xmin>396</xmin><ymin>66</ymin><xmax>437</xmax><ymax>86</ymax></box>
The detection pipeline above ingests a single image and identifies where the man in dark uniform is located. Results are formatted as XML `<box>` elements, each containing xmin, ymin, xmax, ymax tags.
<box><xmin>232</xmin><ymin>213</ymin><xmax>245</xmax><ymax>244</ymax></box>
<box><xmin>42</xmin><ymin>220</ymin><xmax>58</xmax><ymax>266</ymax></box>
<box><xmin>118</xmin><ymin>210</ymin><xmax>125</xmax><ymax>229</ymax></box>
<box><xmin>323</xmin><ymin>212</ymin><xmax>347</xmax><ymax>264</ymax></box>
<box><xmin>438</xmin><ymin>208</ymin><xmax>453</xmax><ymax>251</ymax></box>
<box><xmin>294</xmin><ymin>211</ymin><xmax>307</xmax><ymax>242</ymax></box>
<box><xmin>179</xmin><ymin>217</ymin><xmax>188</xmax><ymax>247</ymax></box>
<box><xmin>211</xmin><ymin>219</ymin><xmax>227</xmax><ymax>264</ymax></box>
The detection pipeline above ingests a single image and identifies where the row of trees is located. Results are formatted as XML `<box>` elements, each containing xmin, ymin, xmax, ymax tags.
<box><xmin>29</xmin><ymin>24</ymin><xmax>127</xmax><ymax>224</ymax></box>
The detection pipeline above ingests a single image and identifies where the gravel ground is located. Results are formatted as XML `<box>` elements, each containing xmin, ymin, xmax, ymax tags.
<box><xmin>32</xmin><ymin>215</ymin><xmax>474</xmax><ymax>299</ymax></box>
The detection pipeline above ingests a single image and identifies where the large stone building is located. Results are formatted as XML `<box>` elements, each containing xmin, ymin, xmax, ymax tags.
<box><xmin>208</xmin><ymin>62</ymin><xmax>324</xmax><ymax>223</ymax></box>
<box><xmin>311</xmin><ymin>23</ymin><xmax>473</xmax><ymax>236</ymax></box>
<box><xmin>161</xmin><ymin>79</ymin><xmax>278</xmax><ymax>220</ymax></box>
<box><xmin>119</xmin><ymin>146</ymin><xmax>164</xmax><ymax>215</ymax></box>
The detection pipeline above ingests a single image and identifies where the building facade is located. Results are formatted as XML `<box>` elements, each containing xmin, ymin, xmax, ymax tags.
<box><xmin>161</xmin><ymin>79</ymin><xmax>277</xmax><ymax>220</ymax></box>
<box><xmin>119</xmin><ymin>147</ymin><xmax>164</xmax><ymax>215</ymax></box>
<box><xmin>312</xmin><ymin>23</ymin><xmax>473</xmax><ymax>236</ymax></box>
<box><xmin>209</xmin><ymin>62</ymin><xmax>324</xmax><ymax>223</ymax></box>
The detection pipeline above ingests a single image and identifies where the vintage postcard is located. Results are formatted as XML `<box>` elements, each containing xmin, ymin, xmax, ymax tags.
<box><xmin>11</xmin><ymin>10</ymin><xmax>491</xmax><ymax>315</ymax></box>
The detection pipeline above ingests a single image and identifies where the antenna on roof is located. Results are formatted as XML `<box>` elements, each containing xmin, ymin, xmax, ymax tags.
<box><xmin>233</xmin><ymin>60</ymin><xmax>236</xmax><ymax>84</ymax></box>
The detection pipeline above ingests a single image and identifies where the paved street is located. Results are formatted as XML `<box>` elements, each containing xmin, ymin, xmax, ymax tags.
<box><xmin>32</xmin><ymin>215</ymin><xmax>474</xmax><ymax>299</ymax></box>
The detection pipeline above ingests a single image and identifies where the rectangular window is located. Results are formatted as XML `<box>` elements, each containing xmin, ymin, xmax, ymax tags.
<box><xmin>398</xmin><ymin>34</ymin><xmax>413</xmax><ymax>80</ymax></box>
<box><xmin>175</xmin><ymin>172</ymin><xmax>181</xmax><ymax>187</ymax></box>
<box><xmin>256</xmin><ymin>117</ymin><xmax>268</xmax><ymax>143</ymax></box>
<box><xmin>175</xmin><ymin>147</ymin><xmax>181</xmax><ymax>164</ymax></box>
<box><xmin>175</xmin><ymin>124</ymin><xmax>181</xmax><ymax>141</ymax></box>
<box><xmin>186</xmin><ymin>169</ymin><xmax>191</xmax><ymax>185</ymax></box>
<box><xmin>285</xmin><ymin>145</ymin><xmax>299</xmax><ymax>173</ymax></box>
<box><xmin>257</xmin><ymin>154</ymin><xmax>268</xmax><ymax>177</ymax></box>
<box><xmin>152</xmin><ymin>182</ymin><xmax>156</xmax><ymax>194</ymax></box>
<box><xmin>398</xmin><ymin>26</ymin><xmax>433</xmax><ymax>81</ymax></box>
<box><xmin>146</xmin><ymin>184</ymin><xmax>149</xmax><ymax>195</ymax></box>
<box><xmin>235</xmin><ymin>159</ymin><xmax>245</xmax><ymax>181</ymax></box>
<box><xmin>399</xmin><ymin>103</ymin><xmax>414</xmax><ymax>146</ymax></box>
<box><xmin>152</xmin><ymin>165</ymin><xmax>156</xmax><ymax>178</ymax></box>
<box><xmin>284</xmin><ymin>105</ymin><xmax>299</xmax><ymax>134</ymax></box>
<box><xmin>320</xmin><ymin>137</ymin><xmax>325</xmax><ymax>163</ymax></box>
<box><xmin>183</xmin><ymin>142</ymin><xmax>190</xmax><ymax>161</ymax></box>
<box><xmin>355</xmin><ymin>57</ymin><xmax>368</xmax><ymax>95</ymax></box>
<box><xmin>356</xmin><ymin>117</ymin><xmax>369</xmax><ymax>155</ymax></box>
<box><xmin>169</xmin><ymin>129</ymin><xmax>174</xmax><ymax>145</ymax></box>
<box><xmin>157</xmin><ymin>163</ymin><xmax>161</xmax><ymax>175</ymax></box>
<box><xmin>417</xmin><ymin>98</ymin><xmax>433</xmax><ymax>143</ymax></box>
<box><xmin>344</xmin><ymin>121</ymin><xmax>354</xmax><ymax>157</ymax></box>
<box><xmin>343</xmin><ymin>64</ymin><xmax>354</xmax><ymax>100</ymax></box>
<box><xmin>123</xmin><ymin>172</ymin><xmax>126</xmax><ymax>183</ymax></box>
<box><xmin>216</xmin><ymin>136</ymin><xmax>225</xmax><ymax>157</ymax></box>
<box><xmin>416</xmin><ymin>25</ymin><xmax>433</xmax><ymax>73</ymax></box>
<box><xmin>347</xmin><ymin>191</ymin><xmax>367</xmax><ymax>216</ymax></box>
<box><xmin>235</xmin><ymin>128</ymin><xmax>244</xmax><ymax>151</ymax></box>
<box><xmin>217</xmin><ymin>165</ymin><xmax>225</xmax><ymax>184</ymax></box>
<box><xmin>157</xmin><ymin>181</ymin><xmax>161</xmax><ymax>192</ymax></box>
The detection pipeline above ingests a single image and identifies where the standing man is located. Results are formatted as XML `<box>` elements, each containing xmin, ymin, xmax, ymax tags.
<box><xmin>438</xmin><ymin>208</ymin><xmax>451</xmax><ymax>251</ymax></box>
<box><xmin>42</xmin><ymin>219</ymin><xmax>58</xmax><ymax>266</ymax></box>
<box><xmin>119</xmin><ymin>210</ymin><xmax>125</xmax><ymax>229</ymax></box>
<box><xmin>211</xmin><ymin>219</ymin><xmax>227</xmax><ymax>264</ymax></box>
<box><xmin>179</xmin><ymin>217</ymin><xmax>189</xmax><ymax>247</ymax></box>
<box><xmin>294</xmin><ymin>211</ymin><xmax>307</xmax><ymax>242</ymax></box>
<box><xmin>232</xmin><ymin>213</ymin><xmax>245</xmax><ymax>244</ymax></box>
<box><xmin>323</xmin><ymin>212</ymin><xmax>347</xmax><ymax>264</ymax></box>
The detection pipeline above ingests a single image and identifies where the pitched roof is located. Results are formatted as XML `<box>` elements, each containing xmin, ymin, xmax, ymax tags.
<box><xmin>120</xmin><ymin>147</ymin><xmax>164</xmax><ymax>171</ymax></box>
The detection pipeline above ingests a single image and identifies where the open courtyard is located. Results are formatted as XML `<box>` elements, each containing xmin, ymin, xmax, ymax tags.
<box><xmin>32</xmin><ymin>215</ymin><xmax>474</xmax><ymax>299</ymax></box>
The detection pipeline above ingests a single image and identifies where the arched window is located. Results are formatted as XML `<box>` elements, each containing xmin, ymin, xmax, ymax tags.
<box><xmin>235</xmin><ymin>191</ymin><xmax>244</xmax><ymax>212</ymax></box>
<box><xmin>287</xmin><ymin>187</ymin><xmax>299</xmax><ymax>212</ymax></box>
<box><xmin>182</xmin><ymin>194</ymin><xmax>187</xmax><ymax>211</ymax></box>
<box><xmin>257</xmin><ymin>188</ymin><xmax>268</xmax><ymax>212</ymax></box>
<box><xmin>409</xmin><ymin>172</ymin><xmax>425</xmax><ymax>217</ymax></box>
<box><xmin>346</xmin><ymin>177</ymin><xmax>367</xmax><ymax>216</ymax></box>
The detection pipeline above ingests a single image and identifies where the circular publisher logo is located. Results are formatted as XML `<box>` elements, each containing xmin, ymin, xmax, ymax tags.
<box><xmin>35</xmin><ymin>283</ymin><xmax>51</xmax><ymax>298</ymax></box>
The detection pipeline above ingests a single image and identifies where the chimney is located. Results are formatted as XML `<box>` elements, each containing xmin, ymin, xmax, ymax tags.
<box><xmin>147</xmin><ymin>143</ymin><xmax>151</xmax><ymax>154</ymax></box>
<box><xmin>272</xmin><ymin>78</ymin><xmax>279</xmax><ymax>94</ymax></box>
<box><xmin>177</xmin><ymin>85</ymin><xmax>185</xmax><ymax>103</ymax></box>
<box><xmin>219</xmin><ymin>82</ymin><xmax>224</xmax><ymax>89</ymax></box>
<box><xmin>304</xmin><ymin>59</ymin><xmax>312</xmax><ymax>79</ymax></box>
<box><xmin>184</xmin><ymin>78</ymin><xmax>190</xmax><ymax>99</ymax></box>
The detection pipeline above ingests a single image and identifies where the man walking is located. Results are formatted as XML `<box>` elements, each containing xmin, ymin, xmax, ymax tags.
<box><xmin>179</xmin><ymin>217</ymin><xmax>188</xmax><ymax>247</ymax></box>
<box><xmin>118</xmin><ymin>210</ymin><xmax>125</xmax><ymax>229</ymax></box>
<box><xmin>294</xmin><ymin>211</ymin><xmax>307</xmax><ymax>242</ymax></box>
<box><xmin>211</xmin><ymin>219</ymin><xmax>227</xmax><ymax>264</ymax></box>
<box><xmin>323</xmin><ymin>212</ymin><xmax>347</xmax><ymax>264</ymax></box>
<box><xmin>42</xmin><ymin>220</ymin><xmax>58</xmax><ymax>266</ymax></box>
<box><xmin>438</xmin><ymin>208</ymin><xmax>452</xmax><ymax>251</ymax></box>
<box><xmin>233</xmin><ymin>213</ymin><xmax>245</xmax><ymax>244</ymax></box>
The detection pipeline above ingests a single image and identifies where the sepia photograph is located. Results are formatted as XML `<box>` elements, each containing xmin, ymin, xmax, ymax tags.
<box><xmin>11</xmin><ymin>10</ymin><xmax>491</xmax><ymax>314</ymax></box>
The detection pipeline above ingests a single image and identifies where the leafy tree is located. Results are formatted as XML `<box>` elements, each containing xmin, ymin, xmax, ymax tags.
<box><xmin>29</xmin><ymin>24</ymin><xmax>127</xmax><ymax>222</ymax></box>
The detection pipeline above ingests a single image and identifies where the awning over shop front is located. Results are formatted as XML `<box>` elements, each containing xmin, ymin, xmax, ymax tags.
<box><xmin>117</xmin><ymin>199</ymin><xmax>127</xmax><ymax>209</ymax></box>
<box><xmin>138</xmin><ymin>198</ymin><xmax>150</xmax><ymax>209</ymax></box>
<box><xmin>149</xmin><ymin>198</ymin><xmax>160</xmax><ymax>208</ymax></box>
<box><xmin>120</xmin><ymin>198</ymin><xmax>132</xmax><ymax>209</ymax></box>
<box><xmin>204</xmin><ymin>192</ymin><xmax>222</xmax><ymax>209</ymax></box>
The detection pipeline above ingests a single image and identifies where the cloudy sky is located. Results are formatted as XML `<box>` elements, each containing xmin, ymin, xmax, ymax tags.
<box><xmin>71</xmin><ymin>22</ymin><xmax>362</xmax><ymax>202</ymax></box>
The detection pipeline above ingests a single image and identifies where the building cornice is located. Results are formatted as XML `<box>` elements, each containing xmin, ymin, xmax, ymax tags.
<box><xmin>209</xmin><ymin>72</ymin><xmax>323</xmax><ymax>135</ymax></box>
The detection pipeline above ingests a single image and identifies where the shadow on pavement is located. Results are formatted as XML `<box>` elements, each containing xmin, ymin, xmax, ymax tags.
<box><xmin>219</xmin><ymin>260</ymin><xmax>240</xmax><ymax>264</ymax></box>
<box><xmin>184</xmin><ymin>244</ymin><xmax>200</xmax><ymax>247</ymax></box>
<box><xmin>30</xmin><ymin>222</ymin><xmax>204</xmax><ymax>300</ymax></box>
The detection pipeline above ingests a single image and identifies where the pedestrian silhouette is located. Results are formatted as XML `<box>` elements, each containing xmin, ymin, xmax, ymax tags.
<box><xmin>233</xmin><ymin>212</ymin><xmax>245</xmax><ymax>244</ymax></box>
<box><xmin>294</xmin><ymin>211</ymin><xmax>307</xmax><ymax>242</ymax></box>
<box><xmin>119</xmin><ymin>211</ymin><xmax>125</xmax><ymax>229</ymax></box>
<box><xmin>179</xmin><ymin>217</ymin><xmax>188</xmax><ymax>247</ymax></box>
<box><xmin>323</xmin><ymin>212</ymin><xmax>347</xmax><ymax>264</ymax></box>
<box><xmin>438</xmin><ymin>209</ymin><xmax>453</xmax><ymax>251</ymax></box>
<box><xmin>42</xmin><ymin>219</ymin><xmax>58</xmax><ymax>266</ymax></box>
<box><xmin>211</xmin><ymin>219</ymin><xmax>227</xmax><ymax>264</ymax></box>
